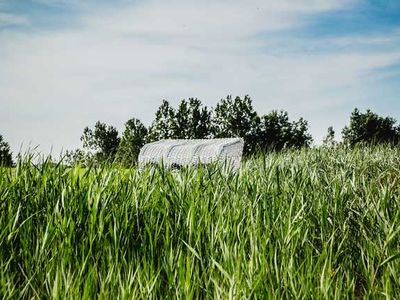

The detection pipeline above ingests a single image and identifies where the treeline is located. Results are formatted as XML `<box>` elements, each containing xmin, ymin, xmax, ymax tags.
<box><xmin>68</xmin><ymin>95</ymin><xmax>313</xmax><ymax>166</ymax></box>
<box><xmin>1</xmin><ymin>95</ymin><xmax>400</xmax><ymax>167</ymax></box>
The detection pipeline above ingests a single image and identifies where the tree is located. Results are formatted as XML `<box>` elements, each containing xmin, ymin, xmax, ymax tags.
<box><xmin>115</xmin><ymin>118</ymin><xmax>148</xmax><ymax>166</ymax></box>
<box><xmin>258</xmin><ymin>110</ymin><xmax>313</xmax><ymax>151</ymax></box>
<box><xmin>0</xmin><ymin>134</ymin><xmax>13</xmax><ymax>167</ymax></box>
<box><xmin>258</xmin><ymin>110</ymin><xmax>291</xmax><ymax>151</ymax></box>
<box><xmin>342</xmin><ymin>108</ymin><xmax>400</xmax><ymax>146</ymax></box>
<box><xmin>286</xmin><ymin>117</ymin><xmax>313</xmax><ymax>149</ymax></box>
<box><xmin>323</xmin><ymin>126</ymin><xmax>336</xmax><ymax>147</ymax></box>
<box><xmin>172</xmin><ymin>98</ymin><xmax>212</xmax><ymax>139</ymax></box>
<box><xmin>212</xmin><ymin>95</ymin><xmax>261</xmax><ymax>155</ymax></box>
<box><xmin>80</xmin><ymin>121</ymin><xmax>120</xmax><ymax>162</ymax></box>
<box><xmin>187</xmin><ymin>98</ymin><xmax>212</xmax><ymax>138</ymax></box>
<box><xmin>148</xmin><ymin>98</ymin><xmax>212</xmax><ymax>141</ymax></box>
<box><xmin>147</xmin><ymin>100</ymin><xmax>175</xmax><ymax>141</ymax></box>
<box><xmin>172</xmin><ymin>99</ymin><xmax>190</xmax><ymax>139</ymax></box>
<box><xmin>64</xmin><ymin>149</ymin><xmax>89</xmax><ymax>166</ymax></box>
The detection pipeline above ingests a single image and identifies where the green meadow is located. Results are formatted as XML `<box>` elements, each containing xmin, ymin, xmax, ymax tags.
<box><xmin>1</xmin><ymin>146</ymin><xmax>399</xmax><ymax>299</ymax></box>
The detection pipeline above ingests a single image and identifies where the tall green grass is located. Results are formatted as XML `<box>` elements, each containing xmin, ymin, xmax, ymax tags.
<box><xmin>1</xmin><ymin>146</ymin><xmax>399</xmax><ymax>299</ymax></box>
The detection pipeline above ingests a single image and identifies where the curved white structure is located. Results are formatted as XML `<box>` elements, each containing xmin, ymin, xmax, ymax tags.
<box><xmin>138</xmin><ymin>138</ymin><xmax>244</xmax><ymax>170</ymax></box>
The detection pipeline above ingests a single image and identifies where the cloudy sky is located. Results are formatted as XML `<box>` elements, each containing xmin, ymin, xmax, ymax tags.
<box><xmin>1</xmin><ymin>0</ymin><xmax>400</xmax><ymax>155</ymax></box>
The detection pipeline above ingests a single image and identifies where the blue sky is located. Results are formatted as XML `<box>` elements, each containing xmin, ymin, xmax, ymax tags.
<box><xmin>1</xmin><ymin>0</ymin><xmax>399</xmax><ymax>155</ymax></box>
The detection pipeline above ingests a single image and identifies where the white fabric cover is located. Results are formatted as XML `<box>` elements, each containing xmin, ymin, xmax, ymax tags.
<box><xmin>138</xmin><ymin>138</ymin><xmax>244</xmax><ymax>170</ymax></box>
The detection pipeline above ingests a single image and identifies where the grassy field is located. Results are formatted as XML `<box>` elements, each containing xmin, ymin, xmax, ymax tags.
<box><xmin>1</xmin><ymin>146</ymin><xmax>400</xmax><ymax>299</ymax></box>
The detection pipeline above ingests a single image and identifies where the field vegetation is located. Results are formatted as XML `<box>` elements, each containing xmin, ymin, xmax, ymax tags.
<box><xmin>1</xmin><ymin>145</ymin><xmax>399</xmax><ymax>298</ymax></box>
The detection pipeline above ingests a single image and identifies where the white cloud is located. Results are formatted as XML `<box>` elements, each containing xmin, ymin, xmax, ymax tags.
<box><xmin>0</xmin><ymin>12</ymin><xmax>29</xmax><ymax>26</ymax></box>
<box><xmin>0</xmin><ymin>0</ymin><xmax>399</xmax><ymax>155</ymax></box>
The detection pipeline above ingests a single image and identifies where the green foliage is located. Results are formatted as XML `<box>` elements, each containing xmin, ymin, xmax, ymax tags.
<box><xmin>1</xmin><ymin>146</ymin><xmax>400</xmax><ymax>298</ymax></box>
<box><xmin>172</xmin><ymin>98</ymin><xmax>212</xmax><ymax>139</ymax></box>
<box><xmin>172</xmin><ymin>99</ymin><xmax>190</xmax><ymax>139</ymax></box>
<box><xmin>64</xmin><ymin>148</ymin><xmax>89</xmax><ymax>166</ymax></box>
<box><xmin>147</xmin><ymin>100</ymin><xmax>176</xmax><ymax>141</ymax></box>
<box><xmin>115</xmin><ymin>118</ymin><xmax>148</xmax><ymax>166</ymax></box>
<box><xmin>80</xmin><ymin>121</ymin><xmax>120</xmax><ymax>162</ymax></box>
<box><xmin>0</xmin><ymin>134</ymin><xmax>13</xmax><ymax>167</ymax></box>
<box><xmin>149</xmin><ymin>99</ymin><xmax>212</xmax><ymax>141</ymax></box>
<box><xmin>77</xmin><ymin>96</ymin><xmax>315</xmax><ymax>163</ymax></box>
<box><xmin>342</xmin><ymin>108</ymin><xmax>400</xmax><ymax>146</ymax></box>
<box><xmin>212</xmin><ymin>95</ymin><xmax>261</xmax><ymax>154</ymax></box>
<box><xmin>285</xmin><ymin>117</ymin><xmax>313</xmax><ymax>149</ymax></box>
<box><xmin>212</xmin><ymin>97</ymin><xmax>312</xmax><ymax>154</ymax></box>
<box><xmin>323</xmin><ymin>126</ymin><xmax>336</xmax><ymax>147</ymax></box>
<box><xmin>258</xmin><ymin>110</ymin><xmax>313</xmax><ymax>151</ymax></box>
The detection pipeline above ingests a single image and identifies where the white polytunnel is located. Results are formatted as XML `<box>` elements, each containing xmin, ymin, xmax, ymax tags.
<box><xmin>138</xmin><ymin>138</ymin><xmax>244</xmax><ymax>170</ymax></box>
